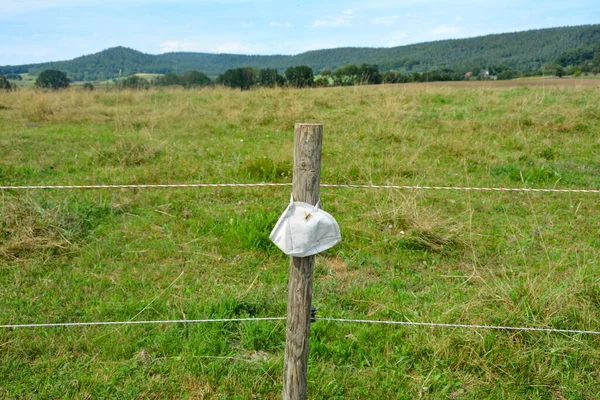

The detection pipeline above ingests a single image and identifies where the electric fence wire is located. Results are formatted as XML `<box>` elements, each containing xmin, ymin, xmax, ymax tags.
<box><xmin>2</xmin><ymin>317</ymin><xmax>599</xmax><ymax>336</ymax></box>
<box><xmin>1</xmin><ymin>182</ymin><xmax>599</xmax><ymax>193</ymax></box>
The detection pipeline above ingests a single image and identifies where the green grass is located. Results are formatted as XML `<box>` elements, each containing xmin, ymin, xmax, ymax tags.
<box><xmin>7</xmin><ymin>73</ymin><xmax>37</xmax><ymax>88</ymax></box>
<box><xmin>1</xmin><ymin>81</ymin><xmax>600</xmax><ymax>398</ymax></box>
<box><xmin>132</xmin><ymin>73</ymin><xmax>164</xmax><ymax>80</ymax></box>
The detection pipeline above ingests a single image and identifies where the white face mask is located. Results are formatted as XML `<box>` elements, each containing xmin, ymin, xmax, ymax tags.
<box><xmin>270</xmin><ymin>194</ymin><xmax>342</xmax><ymax>257</ymax></box>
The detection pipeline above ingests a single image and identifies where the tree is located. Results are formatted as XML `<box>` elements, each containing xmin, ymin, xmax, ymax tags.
<box><xmin>314</xmin><ymin>76</ymin><xmax>331</xmax><ymax>87</ymax></box>
<box><xmin>180</xmin><ymin>71</ymin><xmax>211</xmax><ymax>88</ymax></box>
<box><xmin>152</xmin><ymin>71</ymin><xmax>211</xmax><ymax>88</ymax></box>
<box><xmin>555</xmin><ymin>66</ymin><xmax>564</xmax><ymax>78</ymax></box>
<box><xmin>216</xmin><ymin>67</ymin><xmax>255</xmax><ymax>90</ymax></box>
<box><xmin>382</xmin><ymin>70</ymin><xmax>409</xmax><ymax>84</ymax></box>
<box><xmin>331</xmin><ymin>64</ymin><xmax>382</xmax><ymax>86</ymax></box>
<box><xmin>438</xmin><ymin>71</ymin><xmax>452</xmax><ymax>81</ymax></box>
<box><xmin>358</xmin><ymin>64</ymin><xmax>381</xmax><ymax>84</ymax></box>
<box><xmin>257</xmin><ymin>68</ymin><xmax>283</xmax><ymax>87</ymax></box>
<box><xmin>285</xmin><ymin>66</ymin><xmax>314</xmax><ymax>88</ymax></box>
<box><xmin>412</xmin><ymin>72</ymin><xmax>423</xmax><ymax>83</ymax></box>
<box><xmin>334</xmin><ymin>64</ymin><xmax>360</xmax><ymax>78</ymax></box>
<box><xmin>35</xmin><ymin>70</ymin><xmax>70</xmax><ymax>90</ymax></box>
<box><xmin>122</xmin><ymin>75</ymin><xmax>149</xmax><ymax>89</ymax></box>
<box><xmin>332</xmin><ymin>64</ymin><xmax>359</xmax><ymax>85</ymax></box>
<box><xmin>497</xmin><ymin>70</ymin><xmax>515</xmax><ymax>80</ymax></box>
<box><xmin>154</xmin><ymin>72</ymin><xmax>180</xmax><ymax>87</ymax></box>
<box><xmin>0</xmin><ymin>74</ymin><xmax>12</xmax><ymax>91</ymax></box>
<box><xmin>275</xmin><ymin>74</ymin><xmax>286</xmax><ymax>87</ymax></box>
<box><xmin>82</xmin><ymin>82</ymin><xmax>94</xmax><ymax>91</ymax></box>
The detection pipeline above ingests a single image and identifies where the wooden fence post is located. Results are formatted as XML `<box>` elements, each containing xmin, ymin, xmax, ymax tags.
<box><xmin>282</xmin><ymin>123</ymin><xmax>323</xmax><ymax>400</ymax></box>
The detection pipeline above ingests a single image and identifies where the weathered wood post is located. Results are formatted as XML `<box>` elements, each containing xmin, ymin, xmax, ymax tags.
<box><xmin>282</xmin><ymin>123</ymin><xmax>323</xmax><ymax>400</ymax></box>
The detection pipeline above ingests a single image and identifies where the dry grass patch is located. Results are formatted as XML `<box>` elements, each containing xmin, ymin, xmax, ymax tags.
<box><xmin>375</xmin><ymin>194</ymin><xmax>465</xmax><ymax>252</ymax></box>
<box><xmin>0</xmin><ymin>195</ymin><xmax>113</xmax><ymax>261</ymax></box>
<box><xmin>321</xmin><ymin>256</ymin><xmax>356</xmax><ymax>282</ymax></box>
<box><xmin>95</xmin><ymin>137</ymin><xmax>164</xmax><ymax>167</ymax></box>
<box><xmin>0</xmin><ymin>197</ymin><xmax>71</xmax><ymax>260</ymax></box>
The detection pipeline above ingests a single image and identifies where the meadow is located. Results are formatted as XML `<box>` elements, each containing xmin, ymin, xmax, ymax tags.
<box><xmin>1</xmin><ymin>80</ymin><xmax>600</xmax><ymax>398</ymax></box>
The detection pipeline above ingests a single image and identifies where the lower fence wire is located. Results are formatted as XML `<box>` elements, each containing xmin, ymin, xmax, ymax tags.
<box><xmin>2</xmin><ymin>183</ymin><xmax>599</xmax><ymax>334</ymax></box>
<box><xmin>316</xmin><ymin>318</ymin><xmax>600</xmax><ymax>335</ymax></box>
<box><xmin>0</xmin><ymin>317</ymin><xmax>286</xmax><ymax>329</ymax></box>
<box><xmin>1</xmin><ymin>317</ymin><xmax>599</xmax><ymax>336</ymax></box>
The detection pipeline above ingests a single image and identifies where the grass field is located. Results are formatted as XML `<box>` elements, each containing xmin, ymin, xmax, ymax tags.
<box><xmin>1</xmin><ymin>81</ymin><xmax>600</xmax><ymax>398</ymax></box>
<box><xmin>7</xmin><ymin>73</ymin><xmax>165</xmax><ymax>89</ymax></box>
<box><xmin>7</xmin><ymin>73</ymin><xmax>37</xmax><ymax>88</ymax></box>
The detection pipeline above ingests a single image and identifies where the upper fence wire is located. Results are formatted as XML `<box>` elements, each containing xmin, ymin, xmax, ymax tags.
<box><xmin>1</xmin><ymin>182</ymin><xmax>599</xmax><ymax>193</ymax></box>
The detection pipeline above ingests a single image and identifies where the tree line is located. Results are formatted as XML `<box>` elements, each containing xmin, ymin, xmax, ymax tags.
<box><xmin>551</xmin><ymin>43</ymin><xmax>600</xmax><ymax>75</ymax></box>
<box><xmin>3</xmin><ymin>45</ymin><xmax>597</xmax><ymax>93</ymax></box>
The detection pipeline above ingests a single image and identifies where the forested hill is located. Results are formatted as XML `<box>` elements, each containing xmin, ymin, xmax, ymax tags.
<box><xmin>2</xmin><ymin>24</ymin><xmax>599</xmax><ymax>81</ymax></box>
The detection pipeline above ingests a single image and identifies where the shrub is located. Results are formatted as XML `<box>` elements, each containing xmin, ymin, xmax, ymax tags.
<box><xmin>121</xmin><ymin>75</ymin><xmax>149</xmax><ymax>90</ymax></box>
<box><xmin>497</xmin><ymin>70</ymin><xmax>515</xmax><ymax>80</ymax></box>
<box><xmin>180</xmin><ymin>71</ymin><xmax>211</xmax><ymax>88</ymax></box>
<box><xmin>35</xmin><ymin>70</ymin><xmax>70</xmax><ymax>90</ymax></box>
<box><xmin>0</xmin><ymin>74</ymin><xmax>12</xmax><ymax>91</ymax></box>
<box><xmin>285</xmin><ymin>65</ymin><xmax>314</xmax><ymax>88</ymax></box>
<box><xmin>216</xmin><ymin>68</ymin><xmax>255</xmax><ymax>90</ymax></box>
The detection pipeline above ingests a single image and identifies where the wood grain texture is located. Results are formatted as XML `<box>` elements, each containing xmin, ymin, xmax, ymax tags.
<box><xmin>282</xmin><ymin>124</ymin><xmax>323</xmax><ymax>400</ymax></box>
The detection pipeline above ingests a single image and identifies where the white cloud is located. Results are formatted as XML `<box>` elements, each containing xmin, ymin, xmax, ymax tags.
<box><xmin>159</xmin><ymin>40</ymin><xmax>203</xmax><ymax>52</ymax></box>
<box><xmin>390</xmin><ymin>32</ymin><xmax>409</xmax><ymax>40</ymax></box>
<box><xmin>431</xmin><ymin>25</ymin><xmax>461</xmax><ymax>35</ymax></box>
<box><xmin>3</xmin><ymin>0</ymin><xmax>134</xmax><ymax>13</ymax></box>
<box><xmin>269</xmin><ymin>21</ymin><xmax>292</xmax><ymax>28</ymax></box>
<box><xmin>215</xmin><ymin>42</ymin><xmax>252</xmax><ymax>53</ymax></box>
<box><xmin>3</xmin><ymin>0</ymin><xmax>73</xmax><ymax>12</ymax></box>
<box><xmin>371</xmin><ymin>14</ymin><xmax>400</xmax><ymax>25</ymax></box>
<box><xmin>386</xmin><ymin>32</ymin><xmax>409</xmax><ymax>47</ymax></box>
<box><xmin>159</xmin><ymin>40</ymin><xmax>262</xmax><ymax>54</ymax></box>
<box><xmin>32</xmin><ymin>48</ymin><xmax>56</xmax><ymax>56</ymax></box>
<box><xmin>312</xmin><ymin>17</ymin><xmax>349</xmax><ymax>28</ymax></box>
<box><xmin>312</xmin><ymin>10</ymin><xmax>355</xmax><ymax>28</ymax></box>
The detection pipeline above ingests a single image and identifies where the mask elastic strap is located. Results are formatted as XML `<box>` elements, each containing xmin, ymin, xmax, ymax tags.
<box><xmin>291</xmin><ymin>193</ymin><xmax>322</xmax><ymax>210</ymax></box>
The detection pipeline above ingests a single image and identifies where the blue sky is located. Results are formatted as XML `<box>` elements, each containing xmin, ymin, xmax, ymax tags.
<box><xmin>1</xmin><ymin>0</ymin><xmax>598</xmax><ymax>65</ymax></box>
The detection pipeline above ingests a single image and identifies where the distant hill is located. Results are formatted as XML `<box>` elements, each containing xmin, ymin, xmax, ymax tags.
<box><xmin>1</xmin><ymin>24</ymin><xmax>599</xmax><ymax>81</ymax></box>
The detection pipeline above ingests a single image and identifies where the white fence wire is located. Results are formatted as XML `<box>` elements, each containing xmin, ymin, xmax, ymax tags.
<box><xmin>2</xmin><ymin>317</ymin><xmax>599</xmax><ymax>336</ymax></box>
<box><xmin>1</xmin><ymin>182</ymin><xmax>599</xmax><ymax>193</ymax></box>
<box><xmin>2</xmin><ymin>182</ymin><xmax>599</xmax><ymax>341</ymax></box>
